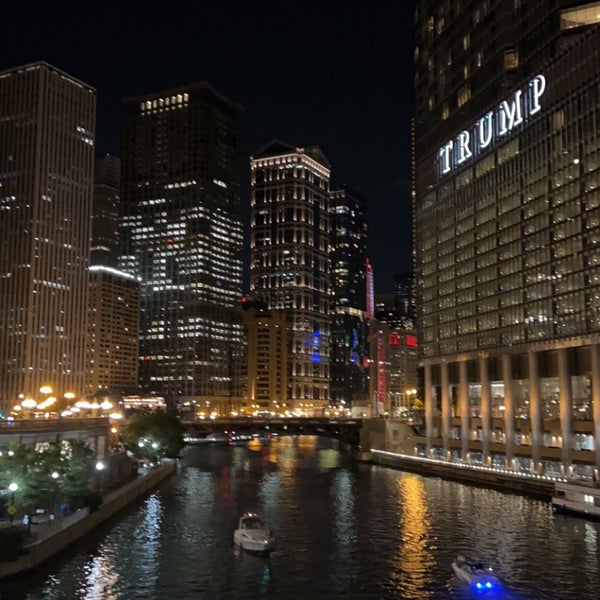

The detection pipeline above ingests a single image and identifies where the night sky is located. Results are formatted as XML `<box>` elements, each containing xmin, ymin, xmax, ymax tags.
<box><xmin>1</xmin><ymin>2</ymin><xmax>415</xmax><ymax>293</ymax></box>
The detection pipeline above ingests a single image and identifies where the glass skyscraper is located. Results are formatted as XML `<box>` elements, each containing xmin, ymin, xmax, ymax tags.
<box><xmin>415</xmin><ymin>1</ymin><xmax>600</xmax><ymax>479</ymax></box>
<box><xmin>119</xmin><ymin>83</ymin><xmax>245</xmax><ymax>407</ymax></box>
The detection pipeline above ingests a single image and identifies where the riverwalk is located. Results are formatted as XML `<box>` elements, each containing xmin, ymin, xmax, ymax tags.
<box><xmin>0</xmin><ymin>461</ymin><xmax>176</xmax><ymax>580</ymax></box>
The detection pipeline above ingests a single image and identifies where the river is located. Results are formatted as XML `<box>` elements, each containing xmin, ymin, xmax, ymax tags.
<box><xmin>0</xmin><ymin>435</ymin><xmax>598</xmax><ymax>599</ymax></box>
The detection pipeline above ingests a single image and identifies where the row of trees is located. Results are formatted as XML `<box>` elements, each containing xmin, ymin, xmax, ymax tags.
<box><xmin>0</xmin><ymin>409</ymin><xmax>186</xmax><ymax>561</ymax></box>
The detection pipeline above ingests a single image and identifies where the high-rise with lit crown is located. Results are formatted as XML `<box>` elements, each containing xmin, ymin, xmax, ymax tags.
<box><xmin>119</xmin><ymin>83</ymin><xmax>245</xmax><ymax>408</ymax></box>
<box><xmin>0</xmin><ymin>61</ymin><xmax>95</xmax><ymax>417</ymax></box>
<box><xmin>250</xmin><ymin>141</ymin><xmax>331</xmax><ymax>415</ymax></box>
<box><xmin>415</xmin><ymin>1</ymin><xmax>600</xmax><ymax>479</ymax></box>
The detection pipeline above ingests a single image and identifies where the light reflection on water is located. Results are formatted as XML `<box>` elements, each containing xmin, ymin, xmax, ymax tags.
<box><xmin>1</xmin><ymin>436</ymin><xmax>599</xmax><ymax>600</ymax></box>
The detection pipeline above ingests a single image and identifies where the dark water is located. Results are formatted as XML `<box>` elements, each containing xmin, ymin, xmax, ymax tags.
<box><xmin>1</xmin><ymin>436</ymin><xmax>599</xmax><ymax>599</ymax></box>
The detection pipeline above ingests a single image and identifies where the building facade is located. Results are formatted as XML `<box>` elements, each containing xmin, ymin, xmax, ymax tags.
<box><xmin>414</xmin><ymin>2</ymin><xmax>600</xmax><ymax>479</ymax></box>
<box><xmin>243</xmin><ymin>304</ymin><xmax>290</xmax><ymax>416</ymax></box>
<box><xmin>92</xmin><ymin>155</ymin><xmax>121</xmax><ymax>268</ymax></box>
<box><xmin>250</xmin><ymin>141</ymin><xmax>331</xmax><ymax>415</ymax></box>
<box><xmin>330</xmin><ymin>187</ymin><xmax>369</xmax><ymax>408</ymax></box>
<box><xmin>119</xmin><ymin>83</ymin><xmax>245</xmax><ymax>408</ymax></box>
<box><xmin>86</xmin><ymin>266</ymin><xmax>140</xmax><ymax>396</ymax></box>
<box><xmin>0</xmin><ymin>62</ymin><xmax>95</xmax><ymax>416</ymax></box>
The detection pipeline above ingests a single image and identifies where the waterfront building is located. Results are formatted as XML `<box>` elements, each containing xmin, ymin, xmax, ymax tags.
<box><xmin>329</xmin><ymin>187</ymin><xmax>369</xmax><ymax>408</ymax></box>
<box><xmin>243</xmin><ymin>302</ymin><xmax>290</xmax><ymax>416</ymax></box>
<box><xmin>92</xmin><ymin>155</ymin><xmax>121</xmax><ymax>268</ymax></box>
<box><xmin>414</xmin><ymin>2</ymin><xmax>600</xmax><ymax>479</ymax></box>
<box><xmin>371</xmin><ymin>294</ymin><xmax>419</xmax><ymax>419</ymax></box>
<box><xmin>0</xmin><ymin>62</ymin><xmax>95</xmax><ymax>417</ymax></box>
<box><xmin>250</xmin><ymin>141</ymin><xmax>331</xmax><ymax>415</ymax></box>
<box><xmin>86</xmin><ymin>266</ymin><xmax>140</xmax><ymax>396</ymax></box>
<box><xmin>119</xmin><ymin>83</ymin><xmax>245</xmax><ymax>410</ymax></box>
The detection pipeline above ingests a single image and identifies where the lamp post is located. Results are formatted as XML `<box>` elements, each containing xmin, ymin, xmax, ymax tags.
<box><xmin>20</xmin><ymin>398</ymin><xmax>37</xmax><ymax>419</ymax></box>
<box><xmin>8</xmin><ymin>482</ymin><xmax>18</xmax><ymax>524</ymax></box>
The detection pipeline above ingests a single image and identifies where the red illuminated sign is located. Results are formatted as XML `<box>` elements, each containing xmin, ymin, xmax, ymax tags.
<box><xmin>406</xmin><ymin>334</ymin><xmax>417</xmax><ymax>347</ymax></box>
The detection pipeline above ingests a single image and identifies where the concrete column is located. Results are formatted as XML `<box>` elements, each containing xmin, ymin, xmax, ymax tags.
<box><xmin>591</xmin><ymin>344</ymin><xmax>600</xmax><ymax>472</ymax></box>
<box><xmin>528</xmin><ymin>350</ymin><xmax>542</xmax><ymax>474</ymax></box>
<box><xmin>459</xmin><ymin>360</ymin><xmax>469</xmax><ymax>461</ymax></box>
<box><xmin>557</xmin><ymin>348</ymin><xmax>573</xmax><ymax>470</ymax></box>
<box><xmin>502</xmin><ymin>354</ymin><xmax>515</xmax><ymax>468</ymax></box>
<box><xmin>480</xmin><ymin>355</ymin><xmax>492</xmax><ymax>466</ymax></box>
<box><xmin>424</xmin><ymin>363</ymin><xmax>433</xmax><ymax>456</ymax></box>
<box><xmin>441</xmin><ymin>361</ymin><xmax>451</xmax><ymax>458</ymax></box>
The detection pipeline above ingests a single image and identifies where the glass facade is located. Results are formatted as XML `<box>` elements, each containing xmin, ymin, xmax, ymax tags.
<box><xmin>414</xmin><ymin>1</ymin><xmax>600</xmax><ymax>479</ymax></box>
<box><xmin>120</xmin><ymin>83</ymin><xmax>245</xmax><ymax>405</ymax></box>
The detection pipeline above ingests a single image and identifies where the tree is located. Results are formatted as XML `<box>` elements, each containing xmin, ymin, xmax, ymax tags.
<box><xmin>0</xmin><ymin>439</ymin><xmax>98</xmax><ymax>528</ymax></box>
<box><xmin>121</xmin><ymin>409</ymin><xmax>186</xmax><ymax>461</ymax></box>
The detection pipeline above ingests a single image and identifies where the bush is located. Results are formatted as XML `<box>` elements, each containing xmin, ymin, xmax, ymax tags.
<box><xmin>0</xmin><ymin>526</ymin><xmax>30</xmax><ymax>562</ymax></box>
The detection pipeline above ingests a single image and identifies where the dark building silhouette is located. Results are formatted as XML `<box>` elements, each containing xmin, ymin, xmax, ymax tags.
<box><xmin>329</xmin><ymin>186</ymin><xmax>369</xmax><ymax>407</ymax></box>
<box><xmin>92</xmin><ymin>155</ymin><xmax>121</xmax><ymax>268</ymax></box>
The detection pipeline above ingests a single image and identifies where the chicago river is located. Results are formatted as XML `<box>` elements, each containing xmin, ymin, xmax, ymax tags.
<box><xmin>0</xmin><ymin>436</ymin><xmax>598</xmax><ymax>599</ymax></box>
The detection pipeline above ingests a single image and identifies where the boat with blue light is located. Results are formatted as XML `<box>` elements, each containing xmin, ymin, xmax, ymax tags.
<box><xmin>452</xmin><ymin>554</ymin><xmax>500</xmax><ymax>591</ymax></box>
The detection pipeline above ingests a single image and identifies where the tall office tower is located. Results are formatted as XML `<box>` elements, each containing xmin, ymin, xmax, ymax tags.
<box><xmin>330</xmin><ymin>186</ymin><xmax>369</xmax><ymax>408</ymax></box>
<box><xmin>92</xmin><ymin>155</ymin><xmax>121</xmax><ymax>267</ymax></box>
<box><xmin>250</xmin><ymin>141</ymin><xmax>331</xmax><ymax>416</ymax></box>
<box><xmin>0</xmin><ymin>62</ymin><xmax>95</xmax><ymax>417</ymax></box>
<box><xmin>86</xmin><ymin>266</ymin><xmax>140</xmax><ymax>396</ymax></box>
<box><xmin>393</xmin><ymin>272</ymin><xmax>415</xmax><ymax>322</ymax></box>
<box><xmin>414</xmin><ymin>2</ymin><xmax>600</xmax><ymax>479</ymax></box>
<box><xmin>119</xmin><ymin>83</ymin><xmax>245</xmax><ymax>409</ymax></box>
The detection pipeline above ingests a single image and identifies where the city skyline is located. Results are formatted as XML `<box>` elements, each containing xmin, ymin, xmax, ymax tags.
<box><xmin>0</xmin><ymin>2</ymin><xmax>415</xmax><ymax>293</ymax></box>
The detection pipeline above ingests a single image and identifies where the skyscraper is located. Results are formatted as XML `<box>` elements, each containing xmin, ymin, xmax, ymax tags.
<box><xmin>119</xmin><ymin>83</ymin><xmax>245</xmax><ymax>408</ymax></box>
<box><xmin>250</xmin><ymin>141</ymin><xmax>331</xmax><ymax>415</ymax></box>
<box><xmin>92</xmin><ymin>155</ymin><xmax>121</xmax><ymax>268</ymax></box>
<box><xmin>414</xmin><ymin>2</ymin><xmax>600</xmax><ymax>478</ymax></box>
<box><xmin>86</xmin><ymin>266</ymin><xmax>140</xmax><ymax>396</ymax></box>
<box><xmin>0</xmin><ymin>62</ymin><xmax>95</xmax><ymax>417</ymax></box>
<box><xmin>329</xmin><ymin>186</ymin><xmax>369</xmax><ymax>407</ymax></box>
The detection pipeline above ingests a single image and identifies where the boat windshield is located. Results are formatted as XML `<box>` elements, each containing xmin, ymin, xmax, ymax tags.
<box><xmin>243</xmin><ymin>517</ymin><xmax>264</xmax><ymax>529</ymax></box>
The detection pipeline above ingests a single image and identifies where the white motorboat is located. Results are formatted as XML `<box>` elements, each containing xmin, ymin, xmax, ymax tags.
<box><xmin>452</xmin><ymin>555</ymin><xmax>500</xmax><ymax>591</ymax></box>
<box><xmin>552</xmin><ymin>481</ymin><xmax>600</xmax><ymax>519</ymax></box>
<box><xmin>233</xmin><ymin>513</ymin><xmax>275</xmax><ymax>554</ymax></box>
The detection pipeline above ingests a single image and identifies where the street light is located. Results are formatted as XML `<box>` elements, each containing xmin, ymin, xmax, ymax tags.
<box><xmin>8</xmin><ymin>482</ymin><xmax>18</xmax><ymax>524</ymax></box>
<box><xmin>21</xmin><ymin>398</ymin><xmax>37</xmax><ymax>419</ymax></box>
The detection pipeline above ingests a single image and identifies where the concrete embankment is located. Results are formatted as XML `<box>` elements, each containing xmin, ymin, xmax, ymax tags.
<box><xmin>0</xmin><ymin>462</ymin><xmax>177</xmax><ymax>580</ymax></box>
<box><xmin>366</xmin><ymin>450</ymin><xmax>556</xmax><ymax>500</ymax></box>
<box><xmin>355</xmin><ymin>418</ymin><xmax>557</xmax><ymax>500</ymax></box>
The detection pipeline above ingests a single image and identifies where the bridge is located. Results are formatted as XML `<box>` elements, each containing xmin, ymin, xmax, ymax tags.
<box><xmin>182</xmin><ymin>417</ymin><xmax>364</xmax><ymax>448</ymax></box>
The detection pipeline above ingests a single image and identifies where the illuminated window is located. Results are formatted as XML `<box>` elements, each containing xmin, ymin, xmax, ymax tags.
<box><xmin>504</xmin><ymin>49</ymin><xmax>519</xmax><ymax>71</ymax></box>
<box><xmin>457</xmin><ymin>84</ymin><xmax>471</xmax><ymax>107</ymax></box>
<box><xmin>561</xmin><ymin>2</ymin><xmax>600</xmax><ymax>30</ymax></box>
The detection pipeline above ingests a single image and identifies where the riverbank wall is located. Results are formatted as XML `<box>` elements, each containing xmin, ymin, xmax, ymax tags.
<box><xmin>0</xmin><ymin>461</ymin><xmax>176</xmax><ymax>580</ymax></box>
<box><xmin>355</xmin><ymin>418</ymin><xmax>557</xmax><ymax>500</ymax></box>
<box><xmin>368</xmin><ymin>450</ymin><xmax>556</xmax><ymax>500</ymax></box>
